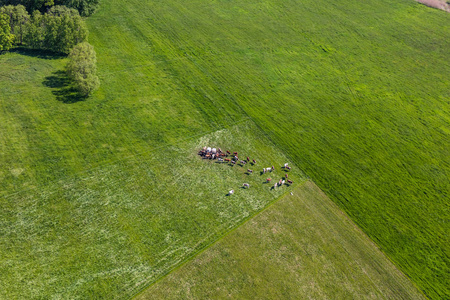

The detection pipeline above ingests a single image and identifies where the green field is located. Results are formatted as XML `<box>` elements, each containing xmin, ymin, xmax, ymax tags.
<box><xmin>0</xmin><ymin>116</ymin><xmax>305</xmax><ymax>298</ymax></box>
<box><xmin>1</xmin><ymin>0</ymin><xmax>449</xmax><ymax>298</ymax></box>
<box><xmin>139</xmin><ymin>181</ymin><xmax>425</xmax><ymax>299</ymax></box>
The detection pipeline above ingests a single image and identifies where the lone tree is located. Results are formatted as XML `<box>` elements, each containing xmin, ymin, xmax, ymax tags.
<box><xmin>0</xmin><ymin>12</ymin><xmax>14</xmax><ymax>51</ymax></box>
<box><xmin>66</xmin><ymin>41</ymin><xmax>99</xmax><ymax>97</ymax></box>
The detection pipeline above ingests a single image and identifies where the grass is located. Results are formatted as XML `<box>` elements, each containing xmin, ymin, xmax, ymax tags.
<box><xmin>1</xmin><ymin>0</ymin><xmax>449</xmax><ymax>298</ymax></box>
<box><xmin>0</xmin><ymin>119</ymin><xmax>305</xmax><ymax>298</ymax></box>
<box><xmin>138</xmin><ymin>181</ymin><xmax>426</xmax><ymax>299</ymax></box>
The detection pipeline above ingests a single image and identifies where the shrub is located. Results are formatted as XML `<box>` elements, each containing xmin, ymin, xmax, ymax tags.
<box><xmin>66</xmin><ymin>41</ymin><xmax>99</xmax><ymax>96</ymax></box>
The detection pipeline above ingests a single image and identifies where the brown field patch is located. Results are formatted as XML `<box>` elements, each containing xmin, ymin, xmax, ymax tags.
<box><xmin>416</xmin><ymin>0</ymin><xmax>450</xmax><ymax>12</ymax></box>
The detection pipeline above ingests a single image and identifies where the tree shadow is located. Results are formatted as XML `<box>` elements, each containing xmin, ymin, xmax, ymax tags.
<box><xmin>11</xmin><ymin>47</ymin><xmax>65</xmax><ymax>60</ymax></box>
<box><xmin>43</xmin><ymin>70</ymin><xmax>87</xmax><ymax>103</ymax></box>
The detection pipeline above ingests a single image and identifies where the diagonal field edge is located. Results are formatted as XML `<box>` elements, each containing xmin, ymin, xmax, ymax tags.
<box><xmin>129</xmin><ymin>181</ymin><xmax>308</xmax><ymax>300</ymax></box>
<box><xmin>108</xmin><ymin>120</ymin><xmax>307</xmax><ymax>299</ymax></box>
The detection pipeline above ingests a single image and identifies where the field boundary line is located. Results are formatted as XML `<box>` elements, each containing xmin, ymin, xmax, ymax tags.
<box><xmin>307</xmin><ymin>180</ymin><xmax>428</xmax><ymax>299</ymax></box>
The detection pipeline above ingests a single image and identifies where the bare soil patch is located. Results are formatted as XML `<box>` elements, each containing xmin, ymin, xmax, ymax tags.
<box><xmin>416</xmin><ymin>0</ymin><xmax>450</xmax><ymax>12</ymax></box>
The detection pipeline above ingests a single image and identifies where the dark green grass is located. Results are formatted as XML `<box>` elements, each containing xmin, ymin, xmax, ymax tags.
<box><xmin>1</xmin><ymin>0</ymin><xmax>449</xmax><ymax>298</ymax></box>
<box><xmin>139</xmin><ymin>181</ymin><xmax>426</xmax><ymax>299</ymax></box>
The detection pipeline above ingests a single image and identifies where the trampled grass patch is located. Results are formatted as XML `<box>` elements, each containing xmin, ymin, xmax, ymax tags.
<box><xmin>138</xmin><ymin>181</ymin><xmax>425</xmax><ymax>299</ymax></box>
<box><xmin>0</xmin><ymin>120</ymin><xmax>305</xmax><ymax>299</ymax></box>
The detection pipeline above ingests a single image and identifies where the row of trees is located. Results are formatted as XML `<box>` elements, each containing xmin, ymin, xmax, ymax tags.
<box><xmin>0</xmin><ymin>5</ymin><xmax>87</xmax><ymax>53</ymax></box>
<box><xmin>0</xmin><ymin>0</ymin><xmax>98</xmax><ymax>16</ymax></box>
<box><xmin>1</xmin><ymin>2</ymin><xmax>99</xmax><ymax>96</ymax></box>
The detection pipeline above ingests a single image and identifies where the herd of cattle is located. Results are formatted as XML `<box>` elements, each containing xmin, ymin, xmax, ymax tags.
<box><xmin>198</xmin><ymin>146</ymin><xmax>294</xmax><ymax>195</ymax></box>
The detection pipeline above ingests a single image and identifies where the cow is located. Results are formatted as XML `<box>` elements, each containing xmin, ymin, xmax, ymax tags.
<box><xmin>247</xmin><ymin>156</ymin><xmax>250</xmax><ymax>162</ymax></box>
<box><xmin>240</xmin><ymin>160</ymin><xmax>247</xmax><ymax>165</ymax></box>
<box><xmin>272</xmin><ymin>166</ymin><xmax>275</xmax><ymax>170</ymax></box>
<box><xmin>227</xmin><ymin>150</ymin><xmax>231</xmax><ymax>154</ymax></box>
<box><xmin>282</xmin><ymin>180</ymin><xmax>285</xmax><ymax>185</ymax></box>
<box><xmin>265</xmin><ymin>167</ymin><xmax>272</xmax><ymax>172</ymax></box>
<box><xmin>218</xmin><ymin>158</ymin><xmax>224</xmax><ymax>162</ymax></box>
<box><xmin>252</xmin><ymin>159</ymin><xmax>256</xmax><ymax>164</ymax></box>
<box><xmin>284</xmin><ymin>163</ymin><xmax>289</xmax><ymax>168</ymax></box>
<box><xmin>266</xmin><ymin>178</ymin><xmax>272</xmax><ymax>183</ymax></box>
<box><xmin>229</xmin><ymin>190</ymin><xmax>234</xmax><ymax>195</ymax></box>
<box><xmin>287</xmin><ymin>180</ymin><xmax>293</xmax><ymax>184</ymax></box>
<box><xmin>225</xmin><ymin>158</ymin><xmax>231</xmax><ymax>162</ymax></box>
<box><xmin>286</xmin><ymin>166</ymin><xmax>291</xmax><ymax>171</ymax></box>
<box><xmin>273</xmin><ymin>182</ymin><xmax>277</xmax><ymax>189</ymax></box>
<box><xmin>243</xmin><ymin>183</ymin><xmax>250</xmax><ymax>188</ymax></box>
<box><xmin>247</xmin><ymin>169</ymin><xmax>253</xmax><ymax>174</ymax></box>
<box><xmin>285</xmin><ymin>173</ymin><xmax>288</xmax><ymax>179</ymax></box>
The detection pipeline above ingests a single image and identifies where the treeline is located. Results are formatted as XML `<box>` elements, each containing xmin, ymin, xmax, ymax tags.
<box><xmin>0</xmin><ymin>1</ymin><xmax>99</xmax><ymax>96</ymax></box>
<box><xmin>0</xmin><ymin>0</ymin><xmax>98</xmax><ymax>17</ymax></box>
<box><xmin>1</xmin><ymin>5</ymin><xmax>87</xmax><ymax>53</ymax></box>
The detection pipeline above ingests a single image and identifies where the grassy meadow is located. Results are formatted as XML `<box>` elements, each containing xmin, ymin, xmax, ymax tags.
<box><xmin>1</xmin><ymin>0</ymin><xmax>449</xmax><ymax>298</ymax></box>
<box><xmin>0</xmin><ymin>116</ymin><xmax>305</xmax><ymax>298</ymax></box>
<box><xmin>139</xmin><ymin>181</ymin><xmax>425</xmax><ymax>299</ymax></box>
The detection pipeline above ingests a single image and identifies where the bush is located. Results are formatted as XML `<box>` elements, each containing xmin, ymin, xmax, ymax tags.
<box><xmin>66</xmin><ymin>41</ymin><xmax>99</xmax><ymax>96</ymax></box>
